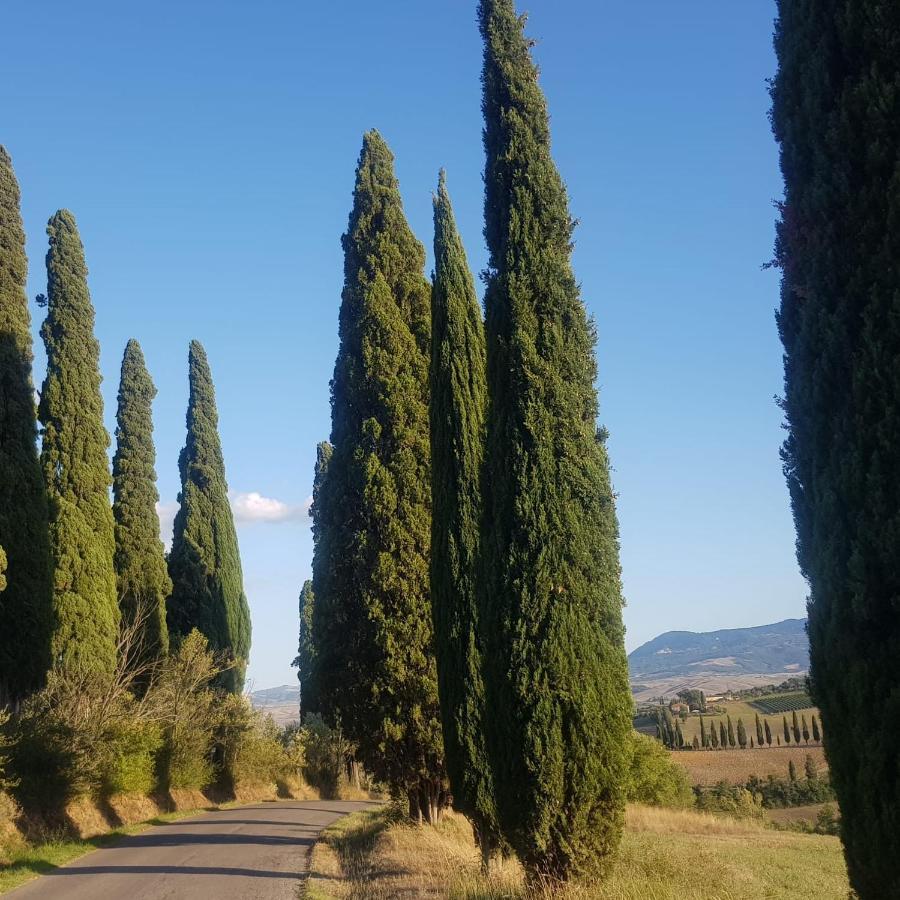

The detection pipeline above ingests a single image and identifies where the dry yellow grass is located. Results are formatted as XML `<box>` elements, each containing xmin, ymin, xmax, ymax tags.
<box><xmin>671</xmin><ymin>745</ymin><xmax>827</xmax><ymax>785</ymax></box>
<box><xmin>305</xmin><ymin>803</ymin><xmax>849</xmax><ymax>900</ymax></box>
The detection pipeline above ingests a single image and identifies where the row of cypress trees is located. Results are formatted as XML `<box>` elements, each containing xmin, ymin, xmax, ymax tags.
<box><xmin>299</xmin><ymin>0</ymin><xmax>631</xmax><ymax>884</ymax></box>
<box><xmin>0</xmin><ymin>147</ymin><xmax>250</xmax><ymax>703</ymax></box>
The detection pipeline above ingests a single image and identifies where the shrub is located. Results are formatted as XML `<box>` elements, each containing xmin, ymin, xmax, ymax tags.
<box><xmin>694</xmin><ymin>782</ymin><xmax>765</xmax><ymax>820</ymax></box>
<box><xmin>301</xmin><ymin>714</ymin><xmax>352</xmax><ymax>799</ymax></box>
<box><xmin>217</xmin><ymin>696</ymin><xmax>294</xmax><ymax>790</ymax></box>
<box><xmin>627</xmin><ymin>733</ymin><xmax>693</xmax><ymax>808</ymax></box>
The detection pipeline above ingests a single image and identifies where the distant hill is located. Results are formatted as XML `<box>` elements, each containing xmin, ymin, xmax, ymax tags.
<box><xmin>628</xmin><ymin>619</ymin><xmax>809</xmax><ymax>681</ymax></box>
<box><xmin>248</xmin><ymin>684</ymin><xmax>300</xmax><ymax>726</ymax></box>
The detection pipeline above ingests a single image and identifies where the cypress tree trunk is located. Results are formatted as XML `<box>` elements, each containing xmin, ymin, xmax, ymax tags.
<box><xmin>315</xmin><ymin>131</ymin><xmax>445</xmax><ymax>810</ymax></box>
<box><xmin>0</xmin><ymin>146</ymin><xmax>52</xmax><ymax>704</ymax></box>
<box><xmin>167</xmin><ymin>341</ymin><xmax>251</xmax><ymax>693</ymax></box>
<box><xmin>39</xmin><ymin>210</ymin><xmax>118</xmax><ymax>678</ymax></box>
<box><xmin>113</xmin><ymin>339</ymin><xmax>171</xmax><ymax>668</ymax></box>
<box><xmin>429</xmin><ymin>171</ymin><xmax>500</xmax><ymax>856</ymax></box>
<box><xmin>478</xmin><ymin>0</ymin><xmax>631</xmax><ymax>882</ymax></box>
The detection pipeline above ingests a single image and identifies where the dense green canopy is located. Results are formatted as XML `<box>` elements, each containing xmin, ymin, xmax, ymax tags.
<box><xmin>0</xmin><ymin>146</ymin><xmax>52</xmax><ymax>703</ymax></box>
<box><xmin>313</xmin><ymin>131</ymin><xmax>445</xmax><ymax>818</ymax></box>
<box><xmin>429</xmin><ymin>171</ymin><xmax>498</xmax><ymax>850</ymax></box>
<box><xmin>167</xmin><ymin>341</ymin><xmax>250</xmax><ymax>694</ymax></box>
<box><xmin>112</xmin><ymin>339</ymin><xmax>171</xmax><ymax>665</ymax></box>
<box><xmin>39</xmin><ymin>210</ymin><xmax>118</xmax><ymax>678</ymax></box>
<box><xmin>772</xmin><ymin>2</ymin><xmax>900</xmax><ymax>895</ymax></box>
<box><xmin>478</xmin><ymin>0</ymin><xmax>632</xmax><ymax>881</ymax></box>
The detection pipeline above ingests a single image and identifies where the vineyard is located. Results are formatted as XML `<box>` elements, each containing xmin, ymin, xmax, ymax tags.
<box><xmin>749</xmin><ymin>692</ymin><xmax>813</xmax><ymax>715</ymax></box>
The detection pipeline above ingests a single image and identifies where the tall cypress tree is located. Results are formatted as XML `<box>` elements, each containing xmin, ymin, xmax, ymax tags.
<box><xmin>316</xmin><ymin>131</ymin><xmax>445</xmax><ymax>819</ymax></box>
<box><xmin>478</xmin><ymin>0</ymin><xmax>631</xmax><ymax>881</ymax></box>
<box><xmin>112</xmin><ymin>339</ymin><xmax>171</xmax><ymax>665</ymax></box>
<box><xmin>167</xmin><ymin>341</ymin><xmax>250</xmax><ymax>693</ymax></box>
<box><xmin>755</xmin><ymin>713</ymin><xmax>764</xmax><ymax>747</ymax></box>
<box><xmin>430</xmin><ymin>171</ymin><xmax>498</xmax><ymax>854</ymax></box>
<box><xmin>772</xmin><ymin>4</ymin><xmax>900</xmax><ymax>894</ymax></box>
<box><xmin>39</xmin><ymin>210</ymin><xmax>118</xmax><ymax>678</ymax></box>
<box><xmin>0</xmin><ymin>146</ymin><xmax>52</xmax><ymax>703</ymax></box>
<box><xmin>294</xmin><ymin>579</ymin><xmax>315</xmax><ymax>716</ymax></box>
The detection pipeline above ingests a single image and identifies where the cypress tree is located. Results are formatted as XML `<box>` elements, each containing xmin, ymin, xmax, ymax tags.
<box><xmin>772</xmin><ymin>4</ymin><xmax>900</xmax><ymax>894</ymax></box>
<box><xmin>0</xmin><ymin>146</ymin><xmax>52</xmax><ymax>703</ymax></box>
<box><xmin>167</xmin><ymin>341</ymin><xmax>251</xmax><ymax>693</ymax></box>
<box><xmin>737</xmin><ymin>718</ymin><xmax>747</xmax><ymax>750</ymax></box>
<box><xmin>765</xmin><ymin>720</ymin><xmax>773</xmax><ymax>746</ymax></box>
<box><xmin>39</xmin><ymin>210</ymin><xmax>117</xmax><ymax>677</ymax></box>
<box><xmin>700</xmin><ymin>715</ymin><xmax>707</xmax><ymax>749</ymax></box>
<box><xmin>720</xmin><ymin>721</ymin><xmax>727</xmax><ymax>749</ymax></box>
<box><xmin>429</xmin><ymin>171</ymin><xmax>498</xmax><ymax>852</ymax></box>
<box><xmin>802</xmin><ymin>714</ymin><xmax>810</xmax><ymax>745</ymax></box>
<box><xmin>294</xmin><ymin>579</ymin><xmax>315</xmax><ymax>716</ymax></box>
<box><xmin>112</xmin><ymin>340</ymin><xmax>171</xmax><ymax>666</ymax></box>
<box><xmin>788</xmin><ymin>759</ymin><xmax>798</xmax><ymax>783</ymax></box>
<box><xmin>726</xmin><ymin>715</ymin><xmax>736</xmax><ymax>748</ymax></box>
<box><xmin>755</xmin><ymin>713</ymin><xmax>764</xmax><ymax>747</ymax></box>
<box><xmin>710</xmin><ymin>721</ymin><xmax>719</xmax><ymax>750</ymax></box>
<box><xmin>478</xmin><ymin>0</ymin><xmax>631</xmax><ymax>881</ymax></box>
<box><xmin>783</xmin><ymin>716</ymin><xmax>791</xmax><ymax>745</ymax></box>
<box><xmin>812</xmin><ymin>715</ymin><xmax>821</xmax><ymax>743</ymax></box>
<box><xmin>316</xmin><ymin>132</ymin><xmax>444</xmax><ymax>819</ymax></box>
<box><xmin>675</xmin><ymin>720</ymin><xmax>684</xmax><ymax>749</ymax></box>
<box><xmin>792</xmin><ymin>710</ymin><xmax>801</xmax><ymax>744</ymax></box>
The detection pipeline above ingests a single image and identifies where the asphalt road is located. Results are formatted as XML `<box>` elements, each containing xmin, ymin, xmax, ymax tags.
<box><xmin>8</xmin><ymin>799</ymin><xmax>375</xmax><ymax>900</ymax></box>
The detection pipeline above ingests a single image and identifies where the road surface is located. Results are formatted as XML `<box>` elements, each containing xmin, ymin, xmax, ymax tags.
<box><xmin>9</xmin><ymin>799</ymin><xmax>374</xmax><ymax>899</ymax></box>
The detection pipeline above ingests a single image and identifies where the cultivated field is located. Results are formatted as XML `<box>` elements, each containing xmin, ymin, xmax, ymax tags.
<box><xmin>306</xmin><ymin>804</ymin><xmax>849</xmax><ymax>899</ymax></box>
<box><xmin>671</xmin><ymin>746</ymin><xmax>828</xmax><ymax>785</ymax></box>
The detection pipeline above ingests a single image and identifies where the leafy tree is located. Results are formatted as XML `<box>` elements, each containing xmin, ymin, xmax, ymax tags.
<box><xmin>314</xmin><ymin>132</ymin><xmax>445</xmax><ymax>821</ymax></box>
<box><xmin>478</xmin><ymin>0</ymin><xmax>631</xmax><ymax>882</ymax></box>
<box><xmin>755</xmin><ymin>713</ymin><xmax>764</xmax><ymax>747</ymax></box>
<box><xmin>812</xmin><ymin>715</ymin><xmax>821</xmax><ymax>743</ymax></box>
<box><xmin>626</xmin><ymin>733</ymin><xmax>692</xmax><ymax>807</ymax></box>
<box><xmin>167</xmin><ymin>342</ymin><xmax>250</xmax><ymax>693</ymax></box>
<box><xmin>771</xmin><ymin>3</ymin><xmax>900</xmax><ymax>893</ymax></box>
<box><xmin>765</xmin><ymin>720</ymin><xmax>773</xmax><ymax>747</ymax></box>
<box><xmin>737</xmin><ymin>718</ymin><xmax>747</xmax><ymax>749</ymax></box>
<box><xmin>726</xmin><ymin>715</ymin><xmax>736</xmax><ymax>748</ymax></box>
<box><xmin>112</xmin><ymin>340</ymin><xmax>171</xmax><ymax>668</ymax></box>
<box><xmin>39</xmin><ymin>210</ymin><xmax>118</xmax><ymax>677</ymax></box>
<box><xmin>0</xmin><ymin>146</ymin><xmax>52</xmax><ymax>703</ymax></box>
<box><xmin>429</xmin><ymin>172</ymin><xmax>498</xmax><ymax>854</ymax></box>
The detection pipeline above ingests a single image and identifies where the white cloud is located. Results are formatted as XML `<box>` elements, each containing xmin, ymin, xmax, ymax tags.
<box><xmin>156</xmin><ymin>501</ymin><xmax>180</xmax><ymax>550</ymax></box>
<box><xmin>230</xmin><ymin>491</ymin><xmax>310</xmax><ymax>525</ymax></box>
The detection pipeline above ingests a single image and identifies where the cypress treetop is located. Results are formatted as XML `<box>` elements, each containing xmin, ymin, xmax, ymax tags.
<box><xmin>478</xmin><ymin>0</ymin><xmax>632</xmax><ymax>881</ymax></box>
<box><xmin>112</xmin><ymin>339</ymin><xmax>171</xmax><ymax>664</ymax></box>
<box><xmin>167</xmin><ymin>341</ymin><xmax>251</xmax><ymax>693</ymax></box>
<box><xmin>430</xmin><ymin>170</ymin><xmax>498</xmax><ymax>850</ymax></box>
<box><xmin>39</xmin><ymin>209</ymin><xmax>118</xmax><ymax>678</ymax></box>
<box><xmin>0</xmin><ymin>146</ymin><xmax>53</xmax><ymax>702</ymax></box>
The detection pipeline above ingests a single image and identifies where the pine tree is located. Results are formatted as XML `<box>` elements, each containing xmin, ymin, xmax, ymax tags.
<box><xmin>792</xmin><ymin>710</ymin><xmax>801</xmax><ymax>744</ymax></box>
<box><xmin>0</xmin><ymin>146</ymin><xmax>53</xmax><ymax>703</ymax></box>
<box><xmin>39</xmin><ymin>210</ymin><xmax>118</xmax><ymax>678</ymax></box>
<box><xmin>429</xmin><ymin>172</ymin><xmax>498</xmax><ymax>852</ymax></box>
<box><xmin>726</xmin><ymin>715</ymin><xmax>736</xmax><ymax>748</ymax></box>
<box><xmin>167</xmin><ymin>341</ymin><xmax>250</xmax><ymax>693</ymax></box>
<box><xmin>315</xmin><ymin>132</ymin><xmax>444</xmax><ymax>820</ymax></box>
<box><xmin>112</xmin><ymin>340</ymin><xmax>171</xmax><ymax>667</ymax></box>
<box><xmin>812</xmin><ymin>715</ymin><xmax>821</xmax><ymax>743</ymax></box>
<box><xmin>478</xmin><ymin>0</ymin><xmax>631</xmax><ymax>881</ymax></box>
<box><xmin>783</xmin><ymin>716</ymin><xmax>791</xmax><ymax>745</ymax></box>
<box><xmin>765</xmin><ymin>720</ymin><xmax>773</xmax><ymax>746</ymax></box>
<box><xmin>772</xmin><ymin>4</ymin><xmax>900</xmax><ymax>894</ymax></box>
<box><xmin>755</xmin><ymin>713</ymin><xmax>764</xmax><ymax>747</ymax></box>
<box><xmin>737</xmin><ymin>719</ymin><xmax>747</xmax><ymax>749</ymax></box>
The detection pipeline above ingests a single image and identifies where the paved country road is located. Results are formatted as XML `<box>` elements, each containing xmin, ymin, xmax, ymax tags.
<box><xmin>8</xmin><ymin>800</ymin><xmax>375</xmax><ymax>900</ymax></box>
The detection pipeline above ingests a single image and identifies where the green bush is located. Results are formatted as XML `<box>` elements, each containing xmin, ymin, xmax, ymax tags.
<box><xmin>301</xmin><ymin>714</ymin><xmax>352</xmax><ymax>799</ymax></box>
<box><xmin>626</xmin><ymin>733</ymin><xmax>693</xmax><ymax>808</ymax></box>
<box><xmin>694</xmin><ymin>781</ymin><xmax>765</xmax><ymax>820</ymax></box>
<box><xmin>217</xmin><ymin>696</ymin><xmax>295</xmax><ymax>790</ymax></box>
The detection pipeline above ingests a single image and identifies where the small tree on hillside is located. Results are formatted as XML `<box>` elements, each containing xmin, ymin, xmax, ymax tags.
<box><xmin>765</xmin><ymin>721</ymin><xmax>773</xmax><ymax>746</ymax></box>
<box><xmin>792</xmin><ymin>710</ymin><xmax>801</xmax><ymax>744</ymax></box>
<box><xmin>737</xmin><ymin>718</ymin><xmax>747</xmax><ymax>749</ymax></box>
<box><xmin>802</xmin><ymin>715</ymin><xmax>810</xmax><ymax>744</ymax></box>
<box><xmin>709</xmin><ymin>720</ymin><xmax>719</xmax><ymax>749</ymax></box>
<box><xmin>788</xmin><ymin>759</ymin><xmax>798</xmax><ymax>782</ymax></box>
<box><xmin>700</xmin><ymin>716</ymin><xmax>707</xmax><ymax>749</ymax></box>
<box><xmin>783</xmin><ymin>716</ymin><xmax>791</xmax><ymax>744</ymax></box>
<box><xmin>755</xmin><ymin>713</ymin><xmax>764</xmax><ymax>747</ymax></box>
<box><xmin>727</xmin><ymin>716</ymin><xmax>736</xmax><ymax>748</ymax></box>
<box><xmin>805</xmin><ymin>754</ymin><xmax>818</xmax><ymax>781</ymax></box>
<box><xmin>812</xmin><ymin>715</ymin><xmax>821</xmax><ymax>743</ymax></box>
<box><xmin>719</xmin><ymin>721</ymin><xmax>727</xmax><ymax>749</ymax></box>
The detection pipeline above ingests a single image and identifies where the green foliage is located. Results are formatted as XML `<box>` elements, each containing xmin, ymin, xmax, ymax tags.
<box><xmin>765</xmin><ymin>720</ymin><xmax>773</xmax><ymax>746</ymax></box>
<box><xmin>748</xmin><ymin>692</ymin><xmax>812</xmax><ymax>715</ymax></box>
<box><xmin>743</xmin><ymin>770</ymin><xmax>835</xmax><ymax>809</ymax></box>
<box><xmin>737</xmin><ymin>718</ymin><xmax>747</xmax><ymax>749</ymax></box>
<box><xmin>39</xmin><ymin>210</ymin><xmax>118</xmax><ymax>678</ymax></box>
<box><xmin>477</xmin><ymin>0</ymin><xmax>632</xmax><ymax>881</ymax></box>
<box><xmin>112</xmin><ymin>340</ymin><xmax>171</xmax><ymax>668</ymax></box>
<box><xmin>313</xmin><ymin>131</ymin><xmax>444</xmax><ymax>811</ymax></box>
<box><xmin>0</xmin><ymin>147</ymin><xmax>52</xmax><ymax>705</ymax></box>
<box><xmin>300</xmin><ymin>713</ymin><xmax>353</xmax><ymax>800</ymax></box>
<box><xmin>429</xmin><ymin>171</ymin><xmax>498</xmax><ymax>850</ymax></box>
<box><xmin>294</xmin><ymin>580</ymin><xmax>316</xmax><ymax>716</ymax></box>
<box><xmin>626</xmin><ymin>734</ymin><xmax>693</xmax><ymax>808</ymax></box>
<box><xmin>772</xmin><ymin>4</ymin><xmax>900</xmax><ymax>895</ymax></box>
<box><xmin>167</xmin><ymin>342</ymin><xmax>251</xmax><ymax>694</ymax></box>
<box><xmin>693</xmin><ymin>782</ymin><xmax>765</xmax><ymax>821</ymax></box>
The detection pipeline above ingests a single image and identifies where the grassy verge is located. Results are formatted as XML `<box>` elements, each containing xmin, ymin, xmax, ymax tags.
<box><xmin>0</xmin><ymin>802</ymin><xmax>243</xmax><ymax>895</ymax></box>
<box><xmin>305</xmin><ymin>804</ymin><xmax>849</xmax><ymax>899</ymax></box>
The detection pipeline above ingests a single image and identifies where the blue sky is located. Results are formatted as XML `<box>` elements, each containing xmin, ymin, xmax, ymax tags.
<box><xmin>1</xmin><ymin>0</ymin><xmax>803</xmax><ymax>691</ymax></box>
